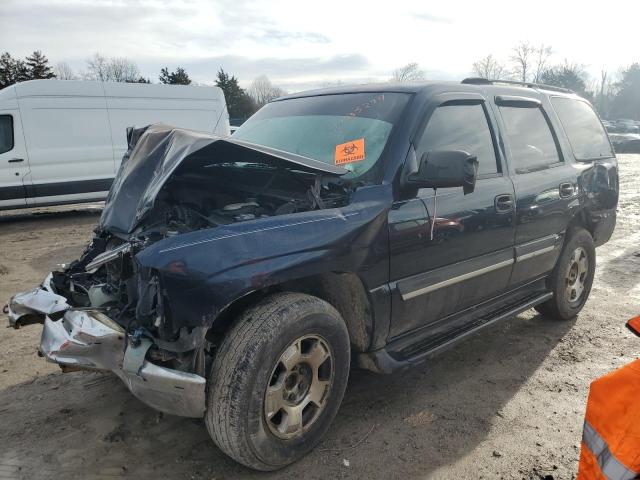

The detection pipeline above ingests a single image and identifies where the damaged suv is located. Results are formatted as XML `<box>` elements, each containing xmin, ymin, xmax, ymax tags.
<box><xmin>7</xmin><ymin>80</ymin><xmax>618</xmax><ymax>470</ymax></box>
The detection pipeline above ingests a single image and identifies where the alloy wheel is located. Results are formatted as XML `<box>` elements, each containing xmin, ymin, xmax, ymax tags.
<box><xmin>264</xmin><ymin>335</ymin><xmax>334</xmax><ymax>440</ymax></box>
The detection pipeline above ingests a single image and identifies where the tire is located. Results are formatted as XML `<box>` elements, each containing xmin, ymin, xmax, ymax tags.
<box><xmin>205</xmin><ymin>292</ymin><xmax>350</xmax><ymax>471</ymax></box>
<box><xmin>535</xmin><ymin>227</ymin><xmax>596</xmax><ymax>320</ymax></box>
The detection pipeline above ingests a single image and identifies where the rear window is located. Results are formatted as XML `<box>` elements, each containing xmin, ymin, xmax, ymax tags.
<box><xmin>550</xmin><ymin>97</ymin><xmax>613</xmax><ymax>160</ymax></box>
<box><xmin>499</xmin><ymin>106</ymin><xmax>561</xmax><ymax>174</ymax></box>
<box><xmin>0</xmin><ymin>115</ymin><xmax>14</xmax><ymax>154</ymax></box>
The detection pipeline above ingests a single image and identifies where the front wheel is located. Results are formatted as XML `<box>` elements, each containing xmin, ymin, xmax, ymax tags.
<box><xmin>535</xmin><ymin>227</ymin><xmax>596</xmax><ymax>320</ymax></box>
<box><xmin>205</xmin><ymin>293</ymin><xmax>350</xmax><ymax>471</ymax></box>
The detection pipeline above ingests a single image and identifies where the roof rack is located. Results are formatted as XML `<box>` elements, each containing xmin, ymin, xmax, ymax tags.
<box><xmin>461</xmin><ymin>77</ymin><xmax>574</xmax><ymax>94</ymax></box>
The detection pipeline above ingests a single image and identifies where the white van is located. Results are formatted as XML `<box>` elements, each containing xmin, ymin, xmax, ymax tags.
<box><xmin>0</xmin><ymin>79</ymin><xmax>229</xmax><ymax>210</ymax></box>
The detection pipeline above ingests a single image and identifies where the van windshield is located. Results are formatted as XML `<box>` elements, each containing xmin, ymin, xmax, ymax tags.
<box><xmin>233</xmin><ymin>92</ymin><xmax>411</xmax><ymax>180</ymax></box>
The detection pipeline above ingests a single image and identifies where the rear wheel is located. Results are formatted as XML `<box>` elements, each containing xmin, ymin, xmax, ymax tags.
<box><xmin>535</xmin><ymin>228</ymin><xmax>595</xmax><ymax>320</ymax></box>
<box><xmin>205</xmin><ymin>293</ymin><xmax>350</xmax><ymax>471</ymax></box>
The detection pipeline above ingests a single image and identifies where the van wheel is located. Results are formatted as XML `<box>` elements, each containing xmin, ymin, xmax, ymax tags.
<box><xmin>205</xmin><ymin>293</ymin><xmax>350</xmax><ymax>471</ymax></box>
<box><xmin>535</xmin><ymin>228</ymin><xmax>595</xmax><ymax>320</ymax></box>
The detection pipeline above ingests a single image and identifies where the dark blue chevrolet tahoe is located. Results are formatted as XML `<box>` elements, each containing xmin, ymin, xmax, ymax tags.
<box><xmin>8</xmin><ymin>79</ymin><xmax>618</xmax><ymax>470</ymax></box>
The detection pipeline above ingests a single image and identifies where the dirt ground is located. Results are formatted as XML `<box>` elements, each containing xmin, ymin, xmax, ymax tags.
<box><xmin>0</xmin><ymin>155</ymin><xmax>638</xmax><ymax>480</ymax></box>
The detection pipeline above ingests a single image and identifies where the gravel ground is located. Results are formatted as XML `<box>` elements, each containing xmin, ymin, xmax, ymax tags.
<box><xmin>0</xmin><ymin>155</ymin><xmax>638</xmax><ymax>480</ymax></box>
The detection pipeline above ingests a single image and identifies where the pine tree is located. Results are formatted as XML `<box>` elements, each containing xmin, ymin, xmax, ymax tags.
<box><xmin>0</xmin><ymin>52</ymin><xmax>29</xmax><ymax>89</ymax></box>
<box><xmin>159</xmin><ymin>66</ymin><xmax>191</xmax><ymax>85</ymax></box>
<box><xmin>171</xmin><ymin>67</ymin><xmax>191</xmax><ymax>85</ymax></box>
<box><xmin>215</xmin><ymin>69</ymin><xmax>256</xmax><ymax>120</ymax></box>
<box><xmin>25</xmin><ymin>50</ymin><xmax>55</xmax><ymax>79</ymax></box>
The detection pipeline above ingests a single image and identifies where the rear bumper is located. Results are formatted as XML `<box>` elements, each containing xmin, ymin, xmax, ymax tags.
<box><xmin>591</xmin><ymin>209</ymin><xmax>616</xmax><ymax>247</ymax></box>
<box><xmin>7</xmin><ymin>276</ymin><xmax>206</xmax><ymax>418</ymax></box>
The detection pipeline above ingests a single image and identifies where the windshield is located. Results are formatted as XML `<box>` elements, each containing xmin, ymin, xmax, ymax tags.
<box><xmin>233</xmin><ymin>92</ymin><xmax>411</xmax><ymax>180</ymax></box>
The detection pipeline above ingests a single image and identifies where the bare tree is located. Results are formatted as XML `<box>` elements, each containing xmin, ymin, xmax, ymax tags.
<box><xmin>84</xmin><ymin>53</ymin><xmax>142</xmax><ymax>83</ymax></box>
<box><xmin>248</xmin><ymin>75</ymin><xmax>286</xmax><ymax>107</ymax></box>
<box><xmin>511</xmin><ymin>41</ymin><xmax>534</xmax><ymax>82</ymax></box>
<box><xmin>85</xmin><ymin>53</ymin><xmax>109</xmax><ymax>81</ymax></box>
<box><xmin>108</xmin><ymin>57</ymin><xmax>140</xmax><ymax>82</ymax></box>
<box><xmin>532</xmin><ymin>44</ymin><xmax>553</xmax><ymax>83</ymax></box>
<box><xmin>54</xmin><ymin>62</ymin><xmax>76</xmax><ymax>80</ymax></box>
<box><xmin>392</xmin><ymin>62</ymin><xmax>425</xmax><ymax>82</ymax></box>
<box><xmin>472</xmin><ymin>54</ymin><xmax>509</xmax><ymax>80</ymax></box>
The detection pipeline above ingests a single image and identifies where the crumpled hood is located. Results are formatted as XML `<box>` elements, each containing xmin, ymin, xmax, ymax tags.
<box><xmin>99</xmin><ymin>124</ymin><xmax>347</xmax><ymax>236</ymax></box>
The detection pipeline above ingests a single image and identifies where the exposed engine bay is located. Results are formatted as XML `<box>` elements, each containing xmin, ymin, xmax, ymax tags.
<box><xmin>42</xmin><ymin>136</ymin><xmax>351</xmax><ymax>375</ymax></box>
<box><xmin>52</xmin><ymin>164</ymin><xmax>349</xmax><ymax>326</ymax></box>
<box><xmin>5</xmin><ymin>125</ymin><xmax>355</xmax><ymax>416</ymax></box>
<box><xmin>139</xmin><ymin>162</ymin><xmax>350</xmax><ymax>239</ymax></box>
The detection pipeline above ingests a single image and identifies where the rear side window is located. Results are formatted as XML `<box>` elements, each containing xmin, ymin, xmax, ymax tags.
<box><xmin>499</xmin><ymin>106</ymin><xmax>561</xmax><ymax>173</ymax></box>
<box><xmin>551</xmin><ymin>97</ymin><xmax>613</xmax><ymax>160</ymax></box>
<box><xmin>0</xmin><ymin>115</ymin><xmax>14</xmax><ymax>154</ymax></box>
<box><xmin>416</xmin><ymin>103</ymin><xmax>499</xmax><ymax>176</ymax></box>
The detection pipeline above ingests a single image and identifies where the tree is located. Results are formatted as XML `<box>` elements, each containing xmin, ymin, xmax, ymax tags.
<box><xmin>472</xmin><ymin>54</ymin><xmax>509</xmax><ymax>80</ymax></box>
<box><xmin>540</xmin><ymin>61</ymin><xmax>589</xmax><ymax>96</ymax></box>
<box><xmin>610</xmin><ymin>63</ymin><xmax>640</xmax><ymax>120</ymax></box>
<box><xmin>595</xmin><ymin>70</ymin><xmax>615</xmax><ymax>118</ymax></box>
<box><xmin>391</xmin><ymin>62</ymin><xmax>425</xmax><ymax>82</ymax></box>
<box><xmin>215</xmin><ymin>69</ymin><xmax>256</xmax><ymax>120</ymax></box>
<box><xmin>85</xmin><ymin>53</ymin><xmax>109</xmax><ymax>81</ymax></box>
<box><xmin>84</xmin><ymin>53</ymin><xmax>144</xmax><ymax>83</ymax></box>
<box><xmin>159</xmin><ymin>66</ymin><xmax>191</xmax><ymax>85</ymax></box>
<box><xmin>54</xmin><ymin>62</ymin><xmax>76</xmax><ymax>80</ymax></box>
<box><xmin>532</xmin><ymin>44</ymin><xmax>553</xmax><ymax>83</ymax></box>
<box><xmin>107</xmin><ymin>57</ymin><xmax>141</xmax><ymax>82</ymax></box>
<box><xmin>25</xmin><ymin>50</ymin><xmax>55</xmax><ymax>79</ymax></box>
<box><xmin>0</xmin><ymin>52</ymin><xmax>29</xmax><ymax>89</ymax></box>
<box><xmin>248</xmin><ymin>75</ymin><xmax>285</xmax><ymax>107</ymax></box>
<box><xmin>511</xmin><ymin>41</ymin><xmax>534</xmax><ymax>82</ymax></box>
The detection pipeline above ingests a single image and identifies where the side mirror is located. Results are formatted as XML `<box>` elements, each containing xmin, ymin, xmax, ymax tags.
<box><xmin>408</xmin><ymin>150</ymin><xmax>478</xmax><ymax>194</ymax></box>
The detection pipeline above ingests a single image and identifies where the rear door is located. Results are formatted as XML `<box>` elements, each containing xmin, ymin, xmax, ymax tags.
<box><xmin>389</xmin><ymin>93</ymin><xmax>516</xmax><ymax>340</ymax></box>
<box><xmin>0</xmin><ymin>111</ymin><xmax>30</xmax><ymax>209</ymax></box>
<box><xmin>493</xmin><ymin>95</ymin><xmax>577</xmax><ymax>287</ymax></box>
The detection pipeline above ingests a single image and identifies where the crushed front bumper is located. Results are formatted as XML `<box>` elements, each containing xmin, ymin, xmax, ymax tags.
<box><xmin>7</xmin><ymin>278</ymin><xmax>206</xmax><ymax>418</ymax></box>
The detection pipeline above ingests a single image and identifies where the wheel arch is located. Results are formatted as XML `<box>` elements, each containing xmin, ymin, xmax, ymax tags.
<box><xmin>566</xmin><ymin>208</ymin><xmax>595</xmax><ymax>239</ymax></box>
<box><xmin>209</xmin><ymin>272</ymin><xmax>374</xmax><ymax>353</ymax></box>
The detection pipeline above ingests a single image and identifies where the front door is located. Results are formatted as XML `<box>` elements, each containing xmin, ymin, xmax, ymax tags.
<box><xmin>388</xmin><ymin>95</ymin><xmax>516</xmax><ymax>340</ymax></box>
<box><xmin>0</xmin><ymin>111</ymin><xmax>30</xmax><ymax>209</ymax></box>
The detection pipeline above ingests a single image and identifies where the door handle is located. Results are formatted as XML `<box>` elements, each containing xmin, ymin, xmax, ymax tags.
<box><xmin>495</xmin><ymin>194</ymin><xmax>514</xmax><ymax>213</ymax></box>
<box><xmin>8</xmin><ymin>158</ymin><xmax>24</xmax><ymax>163</ymax></box>
<box><xmin>559</xmin><ymin>182</ymin><xmax>574</xmax><ymax>198</ymax></box>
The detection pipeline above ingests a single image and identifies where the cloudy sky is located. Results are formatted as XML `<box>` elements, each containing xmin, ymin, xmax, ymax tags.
<box><xmin>1</xmin><ymin>0</ymin><xmax>639</xmax><ymax>91</ymax></box>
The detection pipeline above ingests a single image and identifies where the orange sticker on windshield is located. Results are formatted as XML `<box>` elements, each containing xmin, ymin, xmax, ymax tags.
<box><xmin>335</xmin><ymin>138</ymin><xmax>365</xmax><ymax>165</ymax></box>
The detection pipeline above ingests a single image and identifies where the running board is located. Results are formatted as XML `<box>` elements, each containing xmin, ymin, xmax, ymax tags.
<box><xmin>358</xmin><ymin>291</ymin><xmax>553</xmax><ymax>374</ymax></box>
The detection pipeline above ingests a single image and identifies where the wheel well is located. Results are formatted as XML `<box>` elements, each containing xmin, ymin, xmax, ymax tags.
<box><xmin>209</xmin><ymin>272</ymin><xmax>374</xmax><ymax>353</ymax></box>
<box><xmin>566</xmin><ymin>210</ymin><xmax>594</xmax><ymax>239</ymax></box>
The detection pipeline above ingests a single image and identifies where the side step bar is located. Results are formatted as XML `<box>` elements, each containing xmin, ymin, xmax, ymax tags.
<box><xmin>358</xmin><ymin>291</ymin><xmax>553</xmax><ymax>374</ymax></box>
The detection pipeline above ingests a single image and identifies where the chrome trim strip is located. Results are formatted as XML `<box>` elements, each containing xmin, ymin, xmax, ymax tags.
<box><xmin>515</xmin><ymin>245</ymin><xmax>556</xmax><ymax>262</ymax></box>
<box><xmin>401</xmin><ymin>258</ymin><xmax>514</xmax><ymax>301</ymax></box>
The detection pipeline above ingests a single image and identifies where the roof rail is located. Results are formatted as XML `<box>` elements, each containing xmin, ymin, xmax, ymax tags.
<box><xmin>461</xmin><ymin>77</ymin><xmax>574</xmax><ymax>94</ymax></box>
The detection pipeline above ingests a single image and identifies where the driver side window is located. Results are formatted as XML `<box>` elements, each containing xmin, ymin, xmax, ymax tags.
<box><xmin>416</xmin><ymin>103</ymin><xmax>499</xmax><ymax>177</ymax></box>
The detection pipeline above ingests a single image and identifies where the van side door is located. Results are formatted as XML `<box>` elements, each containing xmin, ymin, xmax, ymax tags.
<box><xmin>388</xmin><ymin>93</ymin><xmax>516</xmax><ymax>341</ymax></box>
<box><xmin>19</xmin><ymin>85</ymin><xmax>114</xmax><ymax>206</ymax></box>
<box><xmin>0</xmin><ymin>110</ymin><xmax>30</xmax><ymax>209</ymax></box>
<box><xmin>493</xmin><ymin>95</ymin><xmax>577</xmax><ymax>287</ymax></box>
